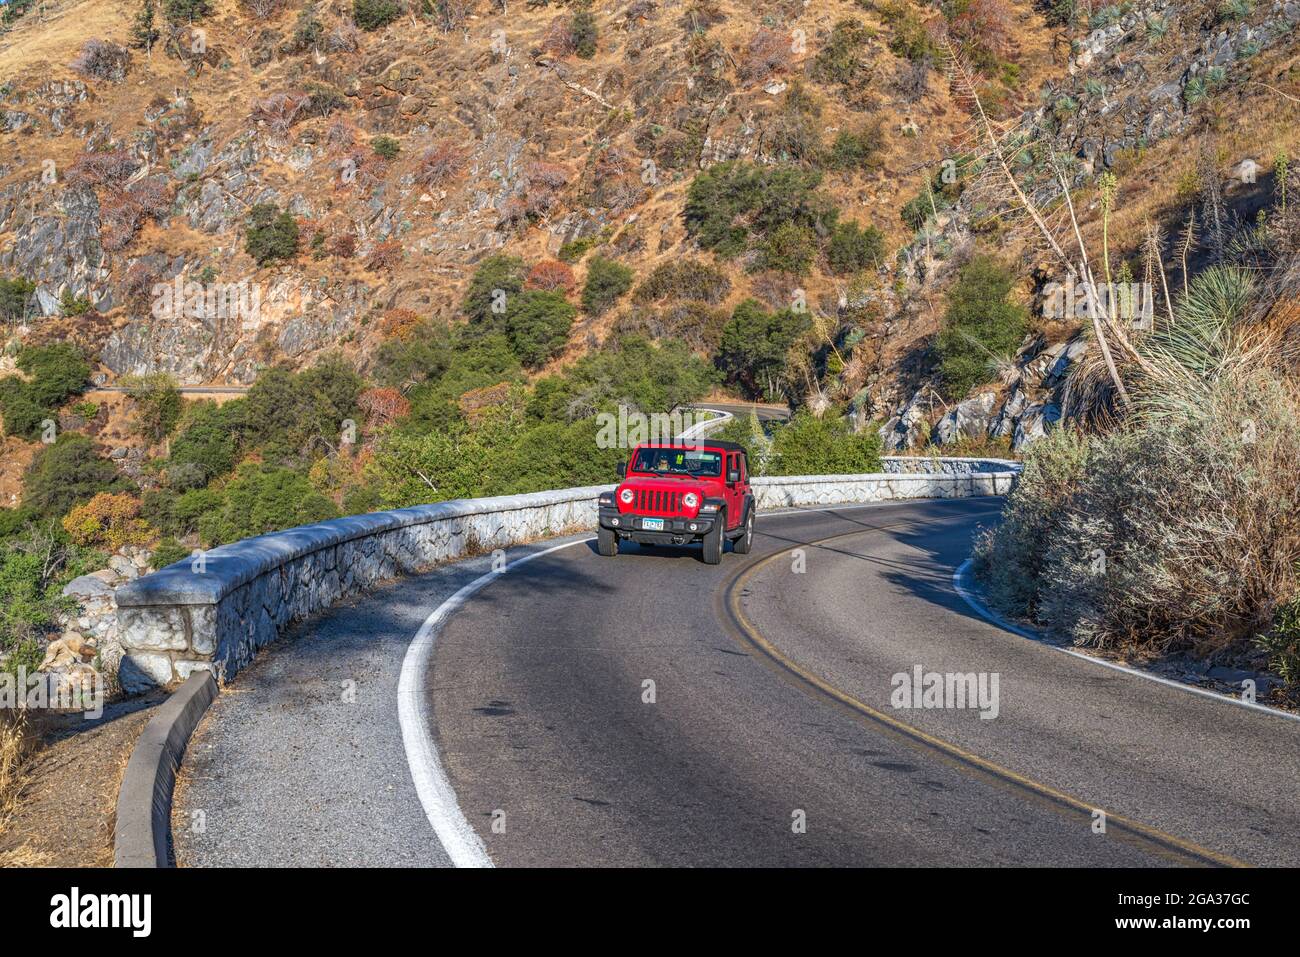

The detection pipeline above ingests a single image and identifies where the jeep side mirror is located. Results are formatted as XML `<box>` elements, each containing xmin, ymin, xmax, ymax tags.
<box><xmin>616</xmin><ymin>462</ymin><xmax>627</xmax><ymax>478</ymax></box>
<box><xmin>727</xmin><ymin>469</ymin><xmax>740</xmax><ymax>483</ymax></box>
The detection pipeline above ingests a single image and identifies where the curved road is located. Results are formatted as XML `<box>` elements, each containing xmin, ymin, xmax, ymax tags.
<box><xmin>173</xmin><ymin>498</ymin><xmax>1300</xmax><ymax>867</ymax></box>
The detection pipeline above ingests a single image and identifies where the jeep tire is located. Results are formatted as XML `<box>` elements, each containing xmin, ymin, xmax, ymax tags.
<box><xmin>732</xmin><ymin>507</ymin><xmax>754</xmax><ymax>554</ymax></box>
<box><xmin>597</xmin><ymin>525</ymin><xmax>619</xmax><ymax>557</ymax></box>
<box><xmin>702</xmin><ymin>512</ymin><xmax>724</xmax><ymax>565</ymax></box>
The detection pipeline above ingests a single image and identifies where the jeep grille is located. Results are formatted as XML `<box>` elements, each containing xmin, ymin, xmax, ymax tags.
<box><xmin>634</xmin><ymin>489</ymin><xmax>681</xmax><ymax>514</ymax></box>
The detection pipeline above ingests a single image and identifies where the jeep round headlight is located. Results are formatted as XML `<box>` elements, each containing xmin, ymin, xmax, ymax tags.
<box><xmin>619</xmin><ymin>488</ymin><xmax>634</xmax><ymax>504</ymax></box>
<box><xmin>683</xmin><ymin>492</ymin><xmax>699</xmax><ymax>509</ymax></box>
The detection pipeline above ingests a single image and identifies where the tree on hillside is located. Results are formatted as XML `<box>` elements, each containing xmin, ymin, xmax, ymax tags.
<box><xmin>130</xmin><ymin>1</ymin><xmax>161</xmax><ymax>54</ymax></box>
<box><xmin>935</xmin><ymin>255</ymin><xmax>1028</xmax><ymax>399</ymax></box>
<box><xmin>717</xmin><ymin>299</ymin><xmax>810</xmax><ymax>400</ymax></box>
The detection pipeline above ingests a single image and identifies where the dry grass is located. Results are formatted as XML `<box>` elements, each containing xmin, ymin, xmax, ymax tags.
<box><xmin>978</xmin><ymin>253</ymin><xmax>1300</xmax><ymax>669</ymax></box>
<box><xmin>0</xmin><ymin>710</ymin><xmax>36</xmax><ymax>826</ymax></box>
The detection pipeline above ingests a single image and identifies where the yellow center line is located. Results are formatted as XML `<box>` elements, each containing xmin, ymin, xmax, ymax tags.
<box><xmin>719</xmin><ymin>523</ymin><xmax>1248</xmax><ymax>869</ymax></box>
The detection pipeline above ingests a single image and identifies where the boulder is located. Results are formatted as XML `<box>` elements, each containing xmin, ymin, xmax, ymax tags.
<box><xmin>108</xmin><ymin>554</ymin><xmax>139</xmax><ymax>579</ymax></box>
<box><xmin>1013</xmin><ymin>402</ymin><xmax>1063</xmax><ymax>450</ymax></box>
<box><xmin>935</xmin><ymin>392</ymin><xmax>999</xmax><ymax>445</ymax></box>
<box><xmin>62</xmin><ymin>574</ymin><xmax>113</xmax><ymax>600</ymax></box>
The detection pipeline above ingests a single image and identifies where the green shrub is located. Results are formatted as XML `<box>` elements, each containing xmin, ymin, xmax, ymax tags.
<box><xmin>0</xmin><ymin>522</ymin><xmax>105</xmax><ymax>656</ymax></box>
<box><xmin>197</xmin><ymin>463</ymin><xmax>339</xmax><ymax>546</ymax></box>
<box><xmin>163</xmin><ymin>0</ymin><xmax>211</xmax><ymax>22</ymax></box>
<box><xmin>811</xmin><ymin>18</ymin><xmax>873</xmax><ymax>88</ymax></box>
<box><xmin>761</xmin><ymin>222</ymin><xmax>818</xmax><ymax>275</ymax></box>
<box><xmin>1041</xmin><ymin>0</ymin><xmax>1078</xmax><ymax>27</ymax></box>
<box><xmin>173</xmin><ymin>487</ymin><xmax>223</xmax><ymax>536</ymax></box>
<box><xmin>1261</xmin><ymin>593</ymin><xmax>1300</xmax><ymax>687</ymax></box>
<box><xmin>827</xmin><ymin>221</ymin><xmax>885</xmax><ymax>275</ymax></box>
<box><xmin>0</xmin><ymin>277</ymin><xmax>35</xmax><ymax>323</ymax></box>
<box><xmin>525</xmin><ymin>335</ymin><xmax>717</xmax><ymax>423</ymax></box>
<box><xmin>373</xmin><ymin>322</ymin><xmax>453</xmax><ymax>390</ymax></box>
<box><xmin>18</xmin><ymin>344</ymin><xmax>90</xmax><ymax>407</ymax></box>
<box><xmin>558</xmin><ymin>236</ymin><xmax>599</xmax><ymax>263</ymax></box>
<box><xmin>0</xmin><ymin>507</ymin><xmax>37</xmax><ymax>545</ymax></box>
<box><xmin>244</xmin><ymin>357</ymin><xmax>362</xmax><ymax>462</ymax></box>
<box><xmin>581</xmin><ymin>256</ymin><xmax>634</xmax><ymax>316</ymax></box>
<box><xmin>371</xmin><ymin>135</ymin><xmax>401</xmax><ymax>160</ymax></box>
<box><xmin>353</xmin><ymin>0</ymin><xmax>401</xmax><ymax>30</ymax></box>
<box><xmin>462</xmin><ymin>254</ymin><xmax>526</xmax><ymax>329</ymax></box>
<box><xmin>768</xmin><ymin>411</ymin><xmax>882</xmax><ymax>476</ymax></box>
<box><xmin>169</xmin><ymin>401</ymin><xmax>244</xmax><ymax>489</ymax></box>
<box><xmin>935</xmin><ymin>255</ymin><xmax>1027</xmax><ymax>399</ymax></box>
<box><xmin>685</xmin><ymin>161</ymin><xmax>837</xmax><ymax>260</ymax></box>
<box><xmin>121</xmin><ymin>373</ymin><xmax>183</xmax><ymax>444</ymax></box>
<box><xmin>287</xmin><ymin>2</ymin><xmax>324</xmax><ymax>52</ymax></box>
<box><xmin>0</xmin><ymin>344</ymin><xmax>90</xmax><ymax>440</ymax></box>
<box><xmin>615</xmin><ymin>301</ymin><xmax>730</xmax><ymax>354</ymax></box>
<box><xmin>150</xmin><ymin>536</ymin><xmax>192</xmax><ymax>569</ymax></box>
<box><xmin>571</xmin><ymin>3</ymin><xmax>598</xmax><ymax>58</ymax></box>
<box><xmin>505</xmin><ymin>290</ymin><xmax>577</xmax><ymax>367</ymax></box>
<box><xmin>879</xmin><ymin>0</ymin><xmax>937</xmax><ymax>64</ymax></box>
<box><xmin>0</xmin><ymin>382</ymin><xmax>47</xmax><ymax>440</ymax></box>
<box><xmin>825</xmin><ymin>127</ymin><xmax>884</xmax><ymax>172</ymax></box>
<box><xmin>396</xmin><ymin>332</ymin><xmax>522</xmax><ymax>436</ymax></box>
<box><xmin>22</xmin><ymin>434</ymin><xmax>131</xmax><ymax>519</ymax></box>
<box><xmin>244</xmin><ymin>204</ymin><xmax>300</xmax><ymax>266</ymax></box>
<box><xmin>140</xmin><ymin>488</ymin><xmax>178</xmax><ymax>537</ymax></box>
<box><xmin>370</xmin><ymin>411</ymin><xmax>521</xmax><ymax>506</ymax></box>
<box><xmin>59</xmin><ymin>290</ymin><xmax>92</xmax><ymax>317</ymax></box>
<box><xmin>717</xmin><ymin>299</ymin><xmax>810</xmax><ymax>400</ymax></box>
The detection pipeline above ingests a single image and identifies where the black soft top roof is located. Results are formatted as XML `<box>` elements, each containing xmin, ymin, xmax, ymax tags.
<box><xmin>638</xmin><ymin>440</ymin><xmax>747</xmax><ymax>453</ymax></box>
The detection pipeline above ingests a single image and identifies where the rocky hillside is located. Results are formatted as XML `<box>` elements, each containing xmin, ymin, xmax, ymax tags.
<box><xmin>876</xmin><ymin>0</ymin><xmax>1300</xmax><ymax>450</ymax></box>
<box><xmin>0</xmin><ymin>0</ymin><xmax>1059</xmax><ymax>380</ymax></box>
<box><xmin>0</xmin><ymin>0</ymin><xmax>1295</xmax><ymax>459</ymax></box>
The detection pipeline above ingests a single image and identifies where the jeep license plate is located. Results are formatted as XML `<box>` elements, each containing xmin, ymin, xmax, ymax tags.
<box><xmin>642</xmin><ymin>518</ymin><xmax>665</xmax><ymax>531</ymax></box>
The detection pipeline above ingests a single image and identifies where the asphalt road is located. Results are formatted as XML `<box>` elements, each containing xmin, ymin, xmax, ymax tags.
<box><xmin>174</xmin><ymin>498</ymin><xmax>1300</xmax><ymax>867</ymax></box>
<box><xmin>684</xmin><ymin>400</ymin><xmax>790</xmax><ymax>423</ymax></box>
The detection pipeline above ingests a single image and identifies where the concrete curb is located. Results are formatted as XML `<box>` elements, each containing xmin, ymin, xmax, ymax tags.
<box><xmin>113</xmin><ymin>671</ymin><xmax>219</xmax><ymax>867</ymax></box>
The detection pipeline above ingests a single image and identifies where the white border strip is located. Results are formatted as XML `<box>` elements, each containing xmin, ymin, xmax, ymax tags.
<box><xmin>397</xmin><ymin>538</ymin><xmax>594</xmax><ymax>868</ymax></box>
<box><xmin>953</xmin><ymin>559</ymin><xmax>1300</xmax><ymax>725</ymax></box>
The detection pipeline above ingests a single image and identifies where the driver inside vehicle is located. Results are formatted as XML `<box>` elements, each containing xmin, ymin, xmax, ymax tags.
<box><xmin>633</xmin><ymin>448</ymin><xmax>722</xmax><ymax>477</ymax></box>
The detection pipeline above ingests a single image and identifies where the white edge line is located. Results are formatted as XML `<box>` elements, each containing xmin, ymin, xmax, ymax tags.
<box><xmin>397</xmin><ymin>537</ymin><xmax>594</xmax><ymax>868</ymax></box>
<box><xmin>953</xmin><ymin>558</ymin><xmax>1300</xmax><ymax>725</ymax></box>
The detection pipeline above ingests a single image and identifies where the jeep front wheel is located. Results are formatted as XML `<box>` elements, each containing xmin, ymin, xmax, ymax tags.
<box><xmin>597</xmin><ymin>525</ymin><xmax>619</xmax><ymax>557</ymax></box>
<box><xmin>701</xmin><ymin>513</ymin><xmax>723</xmax><ymax>565</ymax></box>
<box><xmin>732</xmin><ymin>508</ymin><xmax>754</xmax><ymax>554</ymax></box>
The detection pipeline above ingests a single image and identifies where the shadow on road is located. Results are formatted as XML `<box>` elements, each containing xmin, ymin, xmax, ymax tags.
<box><xmin>755</xmin><ymin>499</ymin><xmax>1008</xmax><ymax>628</ymax></box>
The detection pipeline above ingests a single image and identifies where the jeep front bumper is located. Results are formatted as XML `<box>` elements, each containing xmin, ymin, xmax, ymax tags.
<box><xmin>598</xmin><ymin>506</ymin><xmax>715</xmax><ymax>539</ymax></box>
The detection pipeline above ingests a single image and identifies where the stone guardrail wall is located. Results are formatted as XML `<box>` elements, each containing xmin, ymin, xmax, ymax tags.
<box><xmin>880</xmin><ymin>456</ymin><xmax>1020</xmax><ymax>475</ymax></box>
<box><xmin>113</xmin><ymin>462</ymin><xmax>1020</xmax><ymax>691</ymax></box>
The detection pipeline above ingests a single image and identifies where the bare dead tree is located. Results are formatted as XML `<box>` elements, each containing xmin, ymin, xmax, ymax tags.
<box><xmin>939</xmin><ymin>34</ymin><xmax>1139</xmax><ymax>408</ymax></box>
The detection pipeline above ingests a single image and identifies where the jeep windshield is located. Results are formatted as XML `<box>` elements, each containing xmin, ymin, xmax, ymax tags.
<box><xmin>631</xmin><ymin>448</ymin><xmax>723</xmax><ymax>477</ymax></box>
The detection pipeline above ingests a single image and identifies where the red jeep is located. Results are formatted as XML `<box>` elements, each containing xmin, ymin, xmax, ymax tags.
<box><xmin>596</xmin><ymin>440</ymin><xmax>755</xmax><ymax>564</ymax></box>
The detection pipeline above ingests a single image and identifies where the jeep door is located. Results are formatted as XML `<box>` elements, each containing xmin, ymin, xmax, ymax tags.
<box><xmin>725</xmin><ymin>452</ymin><xmax>747</xmax><ymax>529</ymax></box>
